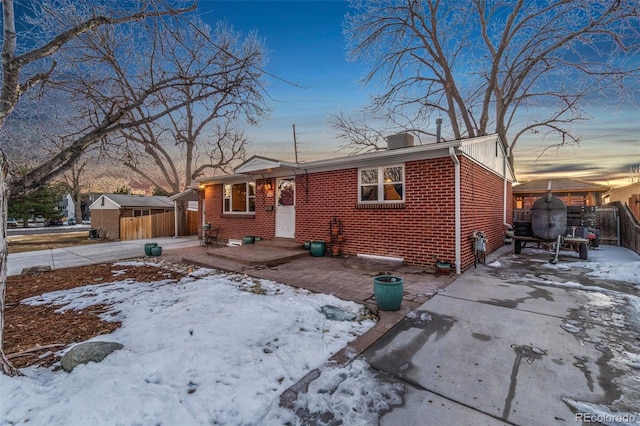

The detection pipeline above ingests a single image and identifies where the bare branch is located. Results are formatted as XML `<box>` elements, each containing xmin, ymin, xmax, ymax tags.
<box><xmin>340</xmin><ymin>0</ymin><xmax>639</xmax><ymax>167</ymax></box>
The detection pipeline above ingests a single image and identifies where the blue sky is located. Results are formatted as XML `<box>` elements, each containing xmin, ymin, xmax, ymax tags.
<box><xmin>200</xmin><ymin>1</ymin><xmax>640</xmax><ymax>187</ymax></box>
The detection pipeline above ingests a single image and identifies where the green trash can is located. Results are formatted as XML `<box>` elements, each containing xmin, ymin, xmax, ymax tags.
<box><xmin>150</xmin><ymin>246</ymin><xmax>162</xmax><ymax>256</ymax></box>
<box><xmin>373</xmin><ymin>275</ymin><xmax>404</xmax><ymax>311</ymax></box>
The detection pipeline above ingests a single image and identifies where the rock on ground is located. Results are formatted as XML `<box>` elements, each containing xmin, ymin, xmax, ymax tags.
<box><xmin>61</xmin><ymin>341</ymin><xmax>124</xmax><ymax>372</ymax></box>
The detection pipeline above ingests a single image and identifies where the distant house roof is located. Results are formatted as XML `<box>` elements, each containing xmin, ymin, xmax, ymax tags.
<box><xmin>89</xmin><ymin>194</ymin><xmax>173</xmax><ymax>210</ymax></box>
<box><xmin>602</xmin><ymin>181</ymin><xmax>640</xmax><ymax>198</ymax></box>
<box><xmin>513</xmin><ymin>178</ymin><xmax>610</xmax><ymax>194</ymax></box>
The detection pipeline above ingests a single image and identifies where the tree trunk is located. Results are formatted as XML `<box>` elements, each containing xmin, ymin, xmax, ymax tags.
<box><xmin>176</xmin><ymin>200</ymin><xmax>188</xmax><ymax>236</ymax></box>
<box><xmin>0</xmin><ymin>150</ymin><xmax>22</xmax><ymax>375</ymax></box>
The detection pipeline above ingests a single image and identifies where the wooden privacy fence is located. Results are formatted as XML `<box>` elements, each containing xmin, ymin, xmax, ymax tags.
<box><xmin>120</xmin><ymin>211</ymin><xmax>175</xmax><ymax>241</ymax></box>
<box><xmin>629</xmin><ymin>194</ymin><xmax>640</xmax><ymax>220</ymax></box>
<box><xmin>187</xmin><ymin>210</ymin><xmax>199</xmax><ymax>235</ymax></box>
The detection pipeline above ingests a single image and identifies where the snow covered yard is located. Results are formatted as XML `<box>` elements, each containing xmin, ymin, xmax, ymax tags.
<box><xmin>0</xmin><ymin>264</ymin><xmax>390</xmax><ymax>425</ymax></box>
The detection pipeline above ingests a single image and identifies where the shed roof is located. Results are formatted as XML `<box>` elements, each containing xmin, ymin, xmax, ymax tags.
<box><xmin>169</xmin><ymin>188</ymin><xmax>199</xmax><ymax>202</ymax></box>
<box><xmin>89</xmin><ymin>194</ymin><xmax>173</xmax><ymax>210</ymax></box>
<box><xmin>513</xmin><ymin>178</ymin><xmax>610</xmax><ymax>194</ymax></box>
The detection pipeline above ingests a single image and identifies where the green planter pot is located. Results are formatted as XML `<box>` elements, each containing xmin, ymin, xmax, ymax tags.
<box><xmin>373</xmin><ymin>275</ymin><xmax>404</xmax><ymax>311</ymax></box>
<box><xmin>144</xmin><ymin>242</ymin><xmax>158</xmax><ymax>256</ymax></box>
<box><xmin>309</xmin><ymin>241</ymin><xmax>326</xmax><ymax>257</ymax></box>
<box><xmin>435</xmin><ymin>262</ymin><xmax>452</xmax><ymax>275</ymax></box>
<box><xmin>242</xmin><ymin>236</ymin><xmax>255</xmax><ymax>245</ymax></box>
<box><xmin>150</xmin><ymin>246</ymin><xmax>162</xmax><ymax>256</ymax></box>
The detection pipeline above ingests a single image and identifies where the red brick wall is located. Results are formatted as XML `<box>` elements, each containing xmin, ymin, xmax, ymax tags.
<box><xmin>199</xmin><ymin>157</ymin><xmax>512</xmax><ymax>269</ymax></box>
<box><xmin>296</xmin><ymin>158</ymin><xmax>458</xmax><ymax>266</ymax></box>
<box><xmin>459</xmin><ymin>157</ymin><xmax>512</xmax><ymax>270</ymax></box>
<box><xmin>201</xmin><ymin>179</ymin><xmax>276</xmax><ymax>241</ymax></box>
<box><xmin>295</xmin><ymin>156</ymin><xmax>511</xmax><ymax>269</ymax></box>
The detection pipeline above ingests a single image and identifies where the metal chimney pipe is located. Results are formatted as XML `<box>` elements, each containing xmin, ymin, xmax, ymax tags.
<box><xmin>436</xmin><ymin>118</ymin><xmax>443</xmax><ymax>143</ymax></box>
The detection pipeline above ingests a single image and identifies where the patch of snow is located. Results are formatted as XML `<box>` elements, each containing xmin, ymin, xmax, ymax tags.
<box><xmin>562</xmin><ymin>398</ymin><xmax>640</xmax><ymax>426</ymax></box>
<box><xmin>274</xmin><ymin>360</ymin><xmax>405</xmax><ymax>425</ymax></box>
<box><xmin>2</xmin><ymin>272</ymin><xmax>377</xmax><ymax>425</ymax></box>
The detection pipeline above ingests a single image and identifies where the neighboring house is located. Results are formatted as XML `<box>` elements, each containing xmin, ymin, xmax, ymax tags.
<box><xmin>56</xmin><ymin>193</ymin><xmax>75</xmax><ymax>220</ymax></box>
<box><xmin>197</xmin><ymin>134</ymin><xmax>515</xmax><ymax>273</ymax></box>
<box><xmin>513</xmin><ymin>178</ymin><xmax>610</xmax><ymax>209</ymax></box>
<box><xmin>81</xmin><ymin>193</ymin><xmax>101</xmax><ymax>222</ymax></box>
<box><xmin>602</xmin><ymin>182</ymin><xmax>640</xmax><ymax>219</ymax></box>
<box><xmin>89</xmin><ymin>194</ymin><xmax>174</xmax><ymax>240</ymax></box>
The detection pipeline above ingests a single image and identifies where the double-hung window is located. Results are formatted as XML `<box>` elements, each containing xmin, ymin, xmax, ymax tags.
<box><xmin>223</xmin><ymin>182</ymin><xmax>255</xmax><ymax>213</ymax></box>
<box><xmin>359</xmin><ymin>165</ymin><xmax>404</xmax><ymax>203</ymax></box>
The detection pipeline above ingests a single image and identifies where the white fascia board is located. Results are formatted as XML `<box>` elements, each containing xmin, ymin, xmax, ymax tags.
<box><xmin>458</xmin><ymin>133</ymin><xmax>501</xmax><ymax>147</ymax></box>
<box><xmin>197</xmin><ymin>173</ymin><xmax>253</xmax><ymax>185</ymax></box>
<box><xmin>458</xmin><ymin>134</ymin><xmax>517</xmax><ymax>182</ymax></box>
<box><xmin>169</xmin><ymin>188</ymin><xmax>199</xmax><ymax>202</ymax></box>
<box><xmin>235</xmin><ymin>155</ymin><xmax>301</xmax><ymax>176</ymax></box>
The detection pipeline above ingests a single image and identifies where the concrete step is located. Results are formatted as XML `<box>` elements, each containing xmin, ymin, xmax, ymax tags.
<box><xmin>254</xmin><ymin>238</ymin><xmax>303</xmax><ymax>251</ymax></box>
<box><xmin>208</xmin><ymin>243</ymin><xmax>308</xmax><ymax>266</ymax></box>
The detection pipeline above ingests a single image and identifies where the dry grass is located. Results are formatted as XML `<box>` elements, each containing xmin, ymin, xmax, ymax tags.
<box><xmin>7</xmin><ymin>231</ymin><xmax>107</xmax><ymax>254</ymax></box>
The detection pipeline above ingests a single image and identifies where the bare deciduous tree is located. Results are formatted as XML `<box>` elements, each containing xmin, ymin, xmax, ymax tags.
<box><xmin>0</xmin><ymin>0</ymin><xmax>197</xmax><ymax>376</ymax></box>
<box><xmin>105</xmin><ymin>19</ymin><xmax>269</xmax><ymax>194</ymax></box>
<box><xmin>338</xmin><ymin>0</ymin><xmax>639</xmax><ymax>165</ymax></box>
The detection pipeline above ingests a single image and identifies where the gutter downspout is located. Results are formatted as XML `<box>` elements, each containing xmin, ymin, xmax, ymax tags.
<box><xmin>503</xmin><ymin>153</ymin><xmax>507</xmax><ymax>225</ymax></box>
<box><xmin>448</xmin><ymin>147</ymin><xmax>461</xmax><ymax>275</ymax></box>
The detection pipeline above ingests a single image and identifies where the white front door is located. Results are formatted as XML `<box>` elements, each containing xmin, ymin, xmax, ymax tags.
<box><xmin>275</xmin><ymin>177</ymin><xmax>295</xmax><ymax>238</ymax></box>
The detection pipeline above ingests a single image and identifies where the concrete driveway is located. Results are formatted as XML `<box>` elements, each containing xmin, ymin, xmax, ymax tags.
<box><xmin>7</xmin><ymin>236</ymin><xmax>199</xmax><ymax>276</ymax></box>
<box><xmin>364</xmin><ymin>246</ymin><xmax>640</xmax><ymax>425</ymax></box>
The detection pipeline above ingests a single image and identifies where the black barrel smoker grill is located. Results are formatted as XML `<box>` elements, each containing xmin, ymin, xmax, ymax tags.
<box><xmin>513</xmin><ymin>189</ymin><xmax>592</xmax><ymax>263</ymax></box>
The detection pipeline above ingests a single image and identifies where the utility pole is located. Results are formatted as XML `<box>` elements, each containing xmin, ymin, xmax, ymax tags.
<box><xmin>292</xmin><ymin>124</ymin><xmax>299</xmax><ymax>163</ymax></box>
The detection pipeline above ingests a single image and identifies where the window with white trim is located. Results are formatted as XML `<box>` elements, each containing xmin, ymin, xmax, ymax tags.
<box><xmin>358</xmin><ymin>165</ymin><xmax>404</xmax><ymax>202</ymax></box>
<box><xmin>223</xmin><ymin>182</ymin><xmax>256</xmax><ymax>213</ymax></box>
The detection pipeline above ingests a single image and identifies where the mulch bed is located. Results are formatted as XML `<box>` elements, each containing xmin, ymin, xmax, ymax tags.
<box><xmin>4</xmin><ymin>262</ymin><xmax>185</xmax><ymax>369</ymax></box>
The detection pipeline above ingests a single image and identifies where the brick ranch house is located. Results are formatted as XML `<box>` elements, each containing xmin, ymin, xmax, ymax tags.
<box><xmin>195</xmin><ymin>134</ymin><xmax>515</xmax><ymax>273</ymax></box>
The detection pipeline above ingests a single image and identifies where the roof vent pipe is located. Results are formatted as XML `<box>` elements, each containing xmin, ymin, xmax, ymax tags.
<box><xmin>436</xmin><ymin>118</ymin><xmax>443</xmax><ymax>143</ymax></box>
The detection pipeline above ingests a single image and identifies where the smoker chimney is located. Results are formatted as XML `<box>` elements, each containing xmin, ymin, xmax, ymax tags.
<box><xmin>436</xmin><ymin>118</ymin><xmax>443</xmax><ymax>143</ymax></box>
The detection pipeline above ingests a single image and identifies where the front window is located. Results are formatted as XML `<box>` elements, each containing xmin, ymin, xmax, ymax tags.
<box><xmin>223</xmin><ymin>182</ymin><xmax>255</xmax><ymax>213</ymax></box>
<box><xmin>359</xmin><ymin>165</ymin><xmax>404</xmax><ymax>202</ymax></box>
